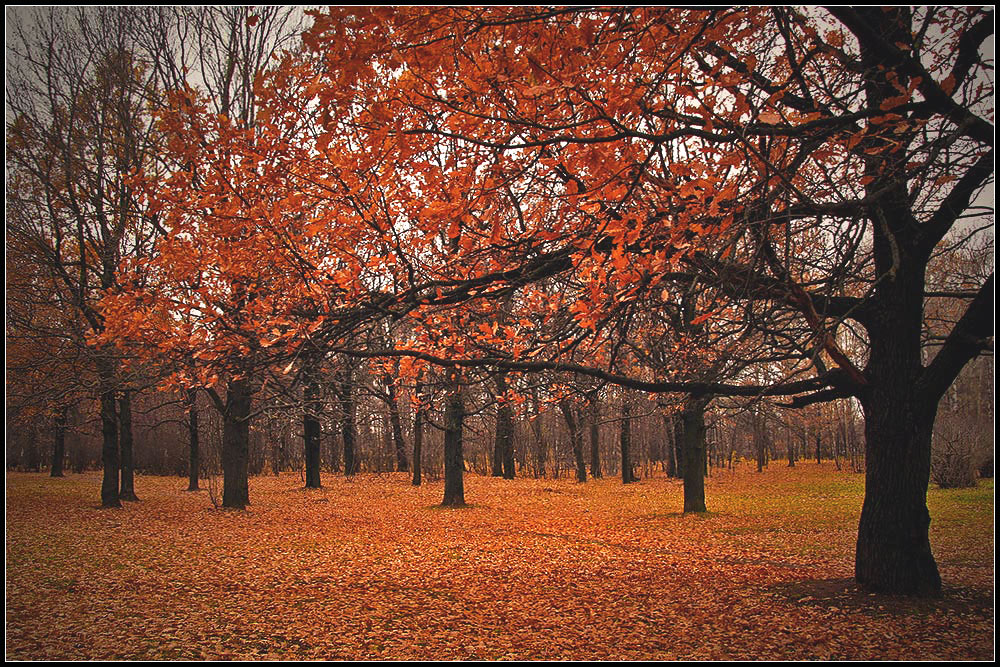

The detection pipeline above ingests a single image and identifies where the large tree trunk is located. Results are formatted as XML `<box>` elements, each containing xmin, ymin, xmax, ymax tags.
<box><xmin>854</xmin><ymin>242</ymin><xmax>941</xmax><ymax>594</ymax></box>
<box><xmin>847</xmin><ymin>6</ymin><xmax>942</xmax><ymax>595</ymax></box>
<box><xmin>855</xmin><ymin>395</ymin><xmax>940</xmax><ymax>595</ymax></box>
<box><xmin>442</xmin><ymin>378</ymin><xmax>466</xmax><ymax>506</ymax></box>
<box><xmin>186</xmin><ymin>389</ymin><xmax>201</xmax><ymax>490</ymax></box>
<box><xmin>303</xmin><ymin>364</ymin><xmax>322</xmax><ymax>488</ymax></box>
<box><xmin>681</xmin><ymin>397</ymin><xmax>708</xmax><ymax>513</ymax></box>
<box><xmin>222</xmin><ymin>378</ymin><xmax>252</xmax><ymax>509</ymax></box>
<box><xmin>118</xmin><ymin>390</ymin><xmax>138</xmax><ymax>501</ymax></box>
<box><xmin>51</xmin><ymin>407</ymin><xmax>67</xmax><ymax>478</ymax></box>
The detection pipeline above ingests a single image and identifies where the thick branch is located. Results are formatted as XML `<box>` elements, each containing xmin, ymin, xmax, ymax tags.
<box><xmin>331</xmin><ymin>345</ymin><xmax>847</xmax><ymax>400</ymax></box>
<box><xmin>919</xmin><ymin>272</ymin><xmax>994</xmax><ymax>407</ymax></box>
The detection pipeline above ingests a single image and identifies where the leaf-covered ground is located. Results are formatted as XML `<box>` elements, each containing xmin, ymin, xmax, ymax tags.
<box><xmin>5</xmin><ymin>464</ymin><xmax>994</xmax><ymax>660</ymax></box>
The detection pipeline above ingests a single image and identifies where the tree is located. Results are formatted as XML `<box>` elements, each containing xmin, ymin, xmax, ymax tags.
<box><xmin>6</xmin><ymin>7</ymin><xmax>170</xmax><ymax>507</ymax></box>
<box><xmin>299</xmin><ymin>7</ymin><xmax>992</xmax><ymax>594</ymax></box>
<box><xmin>96</xmin><ymin>7</ymin><xmax>992</xmax><ymax>595</ymax></box>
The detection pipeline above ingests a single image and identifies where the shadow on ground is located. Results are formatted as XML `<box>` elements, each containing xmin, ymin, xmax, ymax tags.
<box><xmin>768</xmin><ymin>577</ymin><xmax>994</xmax><ymax>618</ymax></box>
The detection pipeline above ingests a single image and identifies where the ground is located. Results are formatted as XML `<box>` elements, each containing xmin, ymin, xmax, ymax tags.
<box><xmin>5</xmin><ymin>463</ymin><xmax>994</xmax><ymax>660</ymax></box>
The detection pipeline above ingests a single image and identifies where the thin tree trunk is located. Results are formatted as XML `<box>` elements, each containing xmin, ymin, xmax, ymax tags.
<box><xmin>529</xmin><ymin>387</ymin><xmax>548</xmax><ymax>478</ymax></box>
<box><xmin>51</xmin><ymin>407</ymin><xmax>67</xmax><ymax>478</ymax></box>
<box><xmin>385</xmin><ymin>372</ymin><xmax>409</xmax><ymax>473</ymax></box>
<box><xmin>412</xmin><ymin>380</ymin><xmax>424</xmax><ymax>486</ymax></box>
<box><xmin>493</xmin><ymin>373</ymin><xmax>515</xmax><ymax>480</ymax></box>
<box><xmin>559</xmin><ymin>399</ymin><xmax>587</xmax><ymax>483</ymax></box>
<box><xmin>664</xmin><ymin>414</ymin><xmax>677</xmax><ymax>478</ymax></box>
<box><xmin>186</xmin><ymin>389</ymin><xmax>201</xmax><ymax>490</ymax></box>
<box><xmin>620</xmin><ymin>398</ymin><xmax>637</xmax><ymax>484</ymax></box>
<box><xmin>589</xmin><ymin>391</ymin><xmax>602</xmax><ymax>479</ymax></box>
<box><xmin>340</xmin><ymin>365</ymin><xmax>359</xmax><ymax>476</ymax></box>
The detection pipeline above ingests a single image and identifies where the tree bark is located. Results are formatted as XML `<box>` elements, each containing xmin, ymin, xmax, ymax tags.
<box><xmin>620</xmin><ymin>398</ymin><xmax>637</xmax><ymax>484</ymax></box>
<box><xmin>222</xmin><ymin>378</ymin><xmax>252</xmax><ymax>509</ymax></box>
<box><xmin>51</xmin><ymin>407</ymin><xmax>67</xmax><ymax>478</ymax></box>
<box><xmin>855</xmin><ymin>391</ymin><xmax>940</xmax><ymax>594</ymax></box>
<box><xmin>118</xmin><ymin>390</ymin><xmax>138</xmax><ymax>501</ymax></box>
<box><xmin>412</xmin><ymin>380</ymin><xmax>425</xmax><ymax>486</ymax></box>
<box><xmin>681</xmin><ymin>397</ymin><xmax>709</xmax><ymax>513</ymax></box>
<box><xmin>559</xmin><ymin>399</ymin><xmax>587</xmax><ymax>483</ymax></box>
<box><xmin>492</xmin><ymin>373</ymin><xmax>515</xmax><ymax>479</ymax></box>
<box><xmin>663</xmin><ymin>414</ymin><xmax>677</xmax><ymax>478</ymax></box>
<box><xmin>786</xmin><ymin>422</ymin><xmax>796</xmax><ymax>467</ymax></box>
<box><xmin>384</xmin><ymin>373</ymin><xmax>409</xmax><ymax>473</ymax></box>
<box><xmin>442</xmin><ymin>377</ymin><xmax>466</xmax><ymax>506</ymax></box>
<box><xmin>339</xmin><ymin>365</ymin><xmax>359</xmax><ymax>476</ymax></box>
<box><xmin>186</xmin><ymin>389</ymin><xmax>201</xmax><ymax>490</ymax></box>
<box><xmin>98</xmin><ymin>359</ymin><xmax>120</xmax><ymax>508</ymax></box>
<box><xmin>754</xmin><ymin>409</ymin><xmax>768</xmax><ymax>473</ymax></box>
<box><xmin>303</xmin><ymin>364</ymin><xmax>322</xmax><ymax>488</ymax></box>
<box><xmin>529</xmin><ymin>387</ymin><xmax>548</xmax><ymax>478</ymax></box>
<box><xmin>589</xmin><ymin>392</ymin><xmax>602</xmax><ymax>479</ymax></box>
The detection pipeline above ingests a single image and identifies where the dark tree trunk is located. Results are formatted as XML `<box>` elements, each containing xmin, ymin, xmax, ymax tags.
<box><xmin>118</xmin><ymin>391</ymin><xmax>138</xmax><ymax>501</ymax></box>
<box><xmin>493</xmin><ymin>373</ymin><xmax>515</xmax><ymax>479</ymax></box>
<box><xmin>491</xmin><ymin>402</ymin><xmax>504</xmax><ymax>479</ymax></box>
<box><xmin>754</xmin><ymin>411</ymin><xmax>768</xmax><ymax>473</ymax></box>
<box><xmin>589</xmin><ymin>392</ymin><xmax>602</xmax><ymax>479</ymax></box>
<box><xmin>529</xmin><ymin>387</ymin><xmax>548</xmax><ymax>478</ymax></box>
<box><xmin>559</xmin><ymin>399</ymin><xmax>587</xmax><ymax>483</ymax></box>
<box><xmin>98</xmin><ymin>360</ymin><xmax>120</xmax><ymax>508</ymax></box>
<box><xmin>848</xmin><ymin>7</ymin><xmax>943</xmax><ymax>595</ymax></box>
<box><xmin>855</xmin><ymin>394</ymin><xmax>940</xmax><ymax>595</ymax></box>
<box><xmin>384</xmin><ymin>373</ymin><xmax>409</xmax><ymax>473</ymax></box>
<box><xmin>304</xmin><ymin>365</ymin><xmax>322</xmax><ymax>489</ymax></box>
<box><xmin>51</xmin><ymin>408</ymin><xmax>67</xmax><ymax>478</ymax></box>
<box><xmin>681</xmin><ymin>397</ymin><xmax>709</xmax><ymax>513</ymax></box>
<box><xmin>620</xmin><ymin>398</ymin><xmax>637</xmax><ymax>484</ymax></box>
<box><xmin>663</xmin><ymin>415</ymin><xmax>677</xmax><ymax>478</ymax></box>
<box><xmin>496</xmin><ymin>402</ymin><xmax>515</xmax><ymax>479</ymax></box>
<box><xmin>672</xmin><ymin>414</ymin><xmax>685</xmax><ymax>480</ymax></box>
<box><xmin>222</xmin><ymin>378</ymin><xmax>252</xmax><ymax>509</ymax></box>
<box><xmin>328</xmin><ymin>403</ymin><xmax>342</xmax><ymax>474</ymax></box>
<box><xmin>412</xmin><ymin>381</ymin><xmax>424</xmax><ymax>486</ymax></box>
<box><xmin>787</xmin><ymin>424</ymin><xmax>796</xmax><ymax>467</ymax></box>
<box><xmin>186</xmin><ymin>389</ymin><xmax>201</xmax><ymax>490</ymax></box>
<box><xmin>340</xmin><ymin>365</ymin><xmax>359</xmax><ymax>476</ymax></box>
<box><xmin>267</xmin><ymin>416</ymin><xmax>280</xmax><ymax>476</ymax></box>
<box><xmin>442</xmin><ymin>379</ymin><xmax>466</xmax><ymax>506</ymax></box>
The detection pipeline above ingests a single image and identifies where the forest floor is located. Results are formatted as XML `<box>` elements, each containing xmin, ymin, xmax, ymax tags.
<box><xmin>5</xmin><ymin>463</ymin><xmax>994</xmax><ymax>660</ymax></box>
